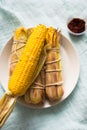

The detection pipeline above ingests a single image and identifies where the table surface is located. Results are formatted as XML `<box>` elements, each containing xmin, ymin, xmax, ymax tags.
<box><xmin>0</xmin><ymin>0</ymin><xmax>87</xmax><ymax>130</ymax></box>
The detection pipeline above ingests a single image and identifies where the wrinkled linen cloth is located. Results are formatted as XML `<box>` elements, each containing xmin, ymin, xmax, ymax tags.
<box><xmin>0</xmin><ymin>0</ymin><xmax>87</xmax><ymax>130</ymax></box>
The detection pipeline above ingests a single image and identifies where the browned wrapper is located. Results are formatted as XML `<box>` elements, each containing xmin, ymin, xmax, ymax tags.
<box><xmin>24</xmin><ymin>67</ymin><xmax>45</xmax><ymax>104</ymax></box>
<box><xmin>45</xmin><ymin>27</ymin><xmax>64</xmax><ymax>102</ymax></box>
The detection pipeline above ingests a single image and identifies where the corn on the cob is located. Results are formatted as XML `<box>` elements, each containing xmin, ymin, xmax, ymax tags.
<box><xmin>45</xmin><ymin>27</ymin><xmax>64</xmax><ymax>101</ymax></box>
<box><xmin>0</xmin><ymin>24</ymin><xmax>47</xmax><ymax>127</ymax></box>
<box><xmin>10</xmin><ymin>27</ymin><xmax>45</xmax><ymax>105</ymax></box>
<box><xmin>8</xmin><ymin>24</ymin><xmax>47</xmax><ymax>96</ymax></box>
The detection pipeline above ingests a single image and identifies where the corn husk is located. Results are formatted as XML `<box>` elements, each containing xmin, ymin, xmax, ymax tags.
<box><xmin>25</xmin><ymin>67</ymin><xmax>45</xmax><ymax>104</ymax></box>
<box><xmin>45</xmin><ymin>27</ymin><xmax>64</xmax><ymax>101</ymax></box>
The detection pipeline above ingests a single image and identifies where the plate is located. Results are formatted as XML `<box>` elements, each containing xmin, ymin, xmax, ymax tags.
<box><xmin>0</xmin><ymin>34</ymin><xmax>80</xmax><ymax>108</ymax></box>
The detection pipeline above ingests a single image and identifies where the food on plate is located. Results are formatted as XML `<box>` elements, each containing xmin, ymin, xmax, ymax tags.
<box><xmin>0</xmin><ymin>24</ymin><xmax>47</xmax><ymax>127</ymax></box>
<box><xmin>0</xmin><ymin>24</ymin><xmax>64</xmax><ymax>127</ymax></box>
<box><xmin>10</xmin><ymin>27</ymin><xmax>64</xmax><ymax>104</ymax></box>
<box><xmin>10</xmin><ymin>27</ymin><xmax>46</xmax><ymax>105</ymax></box>
<box><xmin>25</xmin><ymin>67</ymin><xmax>45</xmax><ymax>104</ymax></box>
<box><xmin>45</xmin><ymin>27</ymin><xmax>64</xmax><ymax>101</ymax></box>
<box><xmin>8</xmin><ymin>24</ymin><xmax>46</xmax><ymax>96</ymax></box>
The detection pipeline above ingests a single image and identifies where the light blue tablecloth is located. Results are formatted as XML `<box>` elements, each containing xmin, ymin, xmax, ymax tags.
<box><xmin>0</xmin><ymin>0</ymin><xmax>87</xmax><ymax>130</ymax></box>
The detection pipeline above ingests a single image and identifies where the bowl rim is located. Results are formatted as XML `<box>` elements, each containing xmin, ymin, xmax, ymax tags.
<box><xmin>67</xmin><ymin>17</ymin><xmax>87</xmax><ymax>36</ymax></box>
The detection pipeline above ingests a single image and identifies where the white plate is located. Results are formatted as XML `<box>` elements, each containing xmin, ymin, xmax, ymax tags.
<box><xmin>0</xmin><ymin>35</ymin><xmax>80</xmax><ymax>108</ymax></box>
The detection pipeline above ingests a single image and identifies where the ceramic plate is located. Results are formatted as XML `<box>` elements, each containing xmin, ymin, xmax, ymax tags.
<box><xmin>0</xmin><ymin>34</ymin><xmax>80</xmax><ymax>108</ymax></box>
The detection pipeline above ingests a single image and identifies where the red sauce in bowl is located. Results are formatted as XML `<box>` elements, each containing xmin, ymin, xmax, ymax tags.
<box><xmin>68</xmin><ymin>18</ymin><xmax>85</xmax><ymax>33</ymax></box>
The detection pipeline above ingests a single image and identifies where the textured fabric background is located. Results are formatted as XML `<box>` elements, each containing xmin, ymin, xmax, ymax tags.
<box><xmin>0</xmin><ymin>0</ymin><xmax>87</xmax><ymax>130</ymax></box>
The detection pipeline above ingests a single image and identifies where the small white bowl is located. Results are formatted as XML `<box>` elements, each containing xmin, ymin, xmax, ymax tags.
<box><xmin>67</xmin><ymin>17</ymin><xmax>86</xmax><ymax>36</ymax></box>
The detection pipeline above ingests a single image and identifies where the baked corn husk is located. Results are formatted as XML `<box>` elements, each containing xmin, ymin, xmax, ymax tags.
<box><xmin>45</xmin><ymin>27</ymin><xmax>64</xmax><ymax>101</ymax></box>
<box><xmin>25</xmin><ymin>67</ymin><xmax>45</xmax><ymax>104</ymax></box>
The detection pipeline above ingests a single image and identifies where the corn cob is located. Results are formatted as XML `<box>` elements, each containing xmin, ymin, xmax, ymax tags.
<box><xmin>0</xmin><ymin>24</ymin><xmax>47</xmax><ymax>127</ymax></box>
<box><xmin>45</xmin><ymin>27</ymin><xmax>64</xmax><ymax>101</ymax></box>
<box><xmin>8</xmin><ymin>24</ymin><xmax>46</xmax><ymax>96</ymax></box>
<box><xmin>10</xmin><ymin>27</ymin><xmax>45</xmax><ymax>105</ymax></box>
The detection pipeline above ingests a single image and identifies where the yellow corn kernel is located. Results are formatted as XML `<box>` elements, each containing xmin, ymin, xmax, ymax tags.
<box><xmin>14</xmin><ymin>27</ymin><xmax>28</xmax><ymax>41</ymax></box>
<box><xmin>8</xmin><ymin>24</ymin><xmax>47</xmax><ymax>96</ymax></box>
